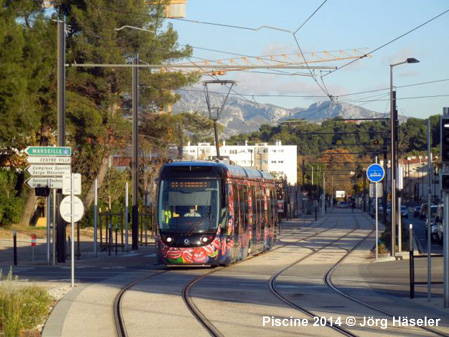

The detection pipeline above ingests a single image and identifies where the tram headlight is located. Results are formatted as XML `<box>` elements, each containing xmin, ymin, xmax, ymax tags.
<box><xmin>165</xmin><ymin>236</ymin><xmax>174</xmax><ymax>245</ymax></box>
<box><xmin>200</xmin><ymin>235</ymin><xmax>213</xmax><ymax>244</ymax></box>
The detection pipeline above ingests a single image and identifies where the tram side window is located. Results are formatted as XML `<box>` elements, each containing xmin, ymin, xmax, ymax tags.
<box><xmin>251</xmin><ymin>186</ymin><xmax>257</xmax><ymax>226</ymax></box>
<box><xmin>258</xmin><ymin>188</ymin><xmax>262</xmax><ymax>226</ymax></box>
<box><xmin>270</xmin><ymin>189</ymin><xmax>276</xmax><ymax>225</ymax></box>
<box><xmin>233</xmin><ymin>182</ymin><xmax>240</xmax><ymax>235</ymax></box>
<box><xmin>267</xmin><ymin>188</ymin><xmax>272</xmax><ymax>228</ymax></box>
<box><xmin>260</xmin><ymin>188</ymin><xmax>265</xmax><ymax>228</ymax></box>
<box><xmin>240</xmin><ymin>185</ymin><xmax>248</xmax><ymax>231</ymax></box>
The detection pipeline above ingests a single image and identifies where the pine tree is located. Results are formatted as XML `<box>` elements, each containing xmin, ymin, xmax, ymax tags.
<box><xmin>56</xmin><ymin>0</ymin><xmax>200</xmax><ymax>209</ymax></box>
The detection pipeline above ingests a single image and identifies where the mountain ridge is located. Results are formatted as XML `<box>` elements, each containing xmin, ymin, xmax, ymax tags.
<box><xmin>172</xmin><ymin>90</ymin><xmax>389</xmax><ymax>137</ymax></box>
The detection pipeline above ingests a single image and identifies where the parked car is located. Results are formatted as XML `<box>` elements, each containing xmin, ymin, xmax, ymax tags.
<box><xmin>413</xmin><ymin>206</ymin><xmax>421</xmax><ymax>218</ymax></box>
<box><xmin>425</xmin><ymin>205</ymin><xmax>440</xmax><ymax>242</ymax></box>
<box><xmin>385</xmin><ymin>204</ymin><xmax>409</xmax><ymax>219</ymax></box>
<box><xmin>400</xmin><ymin>205</ymin><xmax>409</xmax><ymax>218</ymax></box>
<box><xmin>435</xmin><ymin>204</ymin><xmax>444</xmax><ymax>243</ymax></box>
<box><xmin>425</xmin><ymin>221</ymin><xmax>439</xmax><ymax>242</ymax></box>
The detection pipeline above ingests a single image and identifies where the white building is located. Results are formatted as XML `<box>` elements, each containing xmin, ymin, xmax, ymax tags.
<box><xmin>183</xmin><ymin>140</ymin><xmax>297</xmax><ymax>185</ymax></box>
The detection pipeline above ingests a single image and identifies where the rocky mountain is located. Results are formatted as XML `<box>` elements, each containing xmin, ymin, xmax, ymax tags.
<box><xmin>172</xmin><ymin>90</ymin><xmax>388</xmax><ymax>137</ymax></box>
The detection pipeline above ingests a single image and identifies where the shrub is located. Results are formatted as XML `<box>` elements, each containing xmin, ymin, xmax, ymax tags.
<box><xmin>0</xmin><ymin>269</ymin><xmax>52</xmax><ymax>336</ymax></box>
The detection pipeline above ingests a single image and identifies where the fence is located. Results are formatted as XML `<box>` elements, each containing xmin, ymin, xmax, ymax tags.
<box><xmin>408</xmin><ymin>225</ymin><xmax>443</xmax><ymax>298</ymax></box>
<box><xmin>98</xmin><ymin>207</ymin><xmax>155</xmax><ymax>254</ymax></box>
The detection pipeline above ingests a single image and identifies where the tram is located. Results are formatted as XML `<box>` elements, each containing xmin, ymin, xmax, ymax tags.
<box><xmin>156</xmin><ymin>161</ymin><xmax>279</xmax><ymax>266</ymax></box>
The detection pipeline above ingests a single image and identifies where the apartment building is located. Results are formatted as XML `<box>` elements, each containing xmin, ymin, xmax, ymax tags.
<box><xmin>183</xmin><ymin>140</ymin><xmax>297</xmax><ymax>185</ymax></box>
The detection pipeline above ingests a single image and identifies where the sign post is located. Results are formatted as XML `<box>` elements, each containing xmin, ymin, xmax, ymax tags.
<box><xmin>24</xmin><ymin>146</ymin><xmax>72</xmax><ymax>265</ymax></box>
<box><xmin>60</xmin><ymin>174</ymin><xmax>84</xmax><ymax>288</ymax></box>
<box><xmin>367</xmin><ymin>163</ymin><xmax>385</xmax><ymax>260</ymax></box>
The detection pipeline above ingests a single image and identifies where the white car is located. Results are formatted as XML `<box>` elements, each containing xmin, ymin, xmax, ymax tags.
<box><xmin>425</xmin><ymin>220</ymin><xmax>439</xmax><ymax>242</ymax></box>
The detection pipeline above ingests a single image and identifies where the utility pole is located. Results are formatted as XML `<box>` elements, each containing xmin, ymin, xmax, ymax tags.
<box><xmin>56</xmin><ymin>16</ymin><xmax>66</xmax><ymax>262</ymax></box>
<box><xmin>132</xmin><ymin>54</ymin><xmax>139</xmax><ymax>250</ymax></box>
<box><xmin>390</xmin><ymin>57</ymin><xmax>420</xmax><ymax>258</ymax></box>
<box><xmin>441</xmin><ymin>107</ymin><xmax>449</xmax><ymax>308</ymax></box>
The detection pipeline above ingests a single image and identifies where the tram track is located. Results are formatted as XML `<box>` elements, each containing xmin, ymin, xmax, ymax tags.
<box><xmin>182</xmin><ymin>268</ymin><xmax>225</xmax><ymax>337</ymax></box>
<box><xmin>114</xmin><ymin>271</ymin><xmax>170</xmax><ymax>337</ymax></box>
<box><xmin>324</xmin><ymin>219</ymin><xmax>448</xmax><ymax>337</ymax></box>
<box><xmin>114</xmin><ymin>215</ymin><xmax>371</xmax><ymax>337</ymax></box>
<box><xmin>113</xmin><ymin>217</ymin><xmax>333</xmax><ymax>337</ymax></box>
<box><xmin>270</xmin><ymin>213</ymin><xmax>447</xmax><ymax>337</ymax></box>
<box><xmin>268</xmin><ymin>214</ymin><xmax>366</xmax><ymax>336</ymax></box>
<box><xmin>180</xmin><ymin>216</ymin><xmax>344</xmax><ymax>336</ymax></box>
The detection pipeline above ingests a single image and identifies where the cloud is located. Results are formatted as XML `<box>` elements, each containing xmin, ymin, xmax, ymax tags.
<box><xmin>397</xmin><ymin>70</ymin><xmax>420</xmax><ymax>78</ymax></box>
<box><xmin>380</xmin><ymin>47</ymin><xmax>419</xmax><ymax>66</ymax></box>
<box><xmin>224</xmin><ymin>71</ymin><xmax>349</xmax><ymax>101</ymax></box>
<box><xmin>261</xmin><ymin>43</ymin><xmax>297</xmax><ymax>56</ymax></box>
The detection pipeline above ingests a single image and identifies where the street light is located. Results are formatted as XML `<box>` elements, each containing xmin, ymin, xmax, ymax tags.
<box><xmin>203</xmin><ymin>80</ymin><xmax>235</xmax><ymax>159</ymax></box>
<box><xmin>115</xmin><ymin>24</ymin><xmax>155</xmax><ymax>250</ymax></box>
<box><xmin>390</xmin><ymin>57</ymin><xmax>419</xmax><ymax>257</ymax></box>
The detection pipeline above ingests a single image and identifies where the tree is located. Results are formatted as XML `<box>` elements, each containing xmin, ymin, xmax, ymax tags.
<box><xmin>0</xmin><ymin>1</ymin><xmax>56</xmax><ymax>157</ymax></box>
<box><xmin>0</xmin><ymin>1</ymin><xmax>56</xmax><ymax>226</ymax></box>
<box><xmin>55</xmin><ymin>0</ymin><xmax>200</xmax><ymax>210</ymax></box>
<box><xmin>318</xmin><ymin>149</ymin><xmax>355</xmax><ymax>197</ymax></box>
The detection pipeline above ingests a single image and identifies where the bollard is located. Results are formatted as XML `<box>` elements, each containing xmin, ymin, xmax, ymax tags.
<box><xmin>108</xmin><ymin>224</ymin><xmax>112</xmax><ymax>257</ymax></box>
<box><xmin>409</xmin><ymin>224</ymin><xmax>415</xmax><ymax>299</ymax></box>
<box><xmin>67</xmin><ymin>236</ymin><xmax>71</xmax><ymax>258</ymax></box>
<box><xmin>31</xmin><ymin>234</ymin><xmax>37</xmax><ymax>262</ymax></box>
<box><xmin>115</xmin><ymin>224</ymin><xmax>118</xmax><ymax>255</ymax></box>
<box><xmin>13</xmin><ymin>231</ymin><xmax>17</xmax><ymax>266</ymax></box>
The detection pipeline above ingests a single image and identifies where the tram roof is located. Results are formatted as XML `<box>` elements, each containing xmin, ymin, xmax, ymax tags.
<box><xmin>160</xmin><ymin>160</ymin><xmax>275</xmax><ymax>181</ymax></box>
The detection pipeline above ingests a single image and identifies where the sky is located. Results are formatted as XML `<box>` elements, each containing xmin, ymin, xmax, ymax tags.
<box><xmin>167</xmin><ymin>0</ymin><xmax>449</xmax><ymax>119</ymax></box>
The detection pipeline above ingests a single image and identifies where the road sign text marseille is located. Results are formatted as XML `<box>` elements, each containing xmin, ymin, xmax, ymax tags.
<box><xmin>25</xmin><ymin>146</ymin><xmax>71</xmax><ymax>156</ymax></box>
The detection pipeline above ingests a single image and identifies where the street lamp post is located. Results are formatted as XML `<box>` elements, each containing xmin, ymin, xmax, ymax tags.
<box><xmin>203</xmin><ymin>80</ymin><xmax>235</xmax><ymax>159</ymax></box>
<box><xmin>390</xmin><ymin>57</ymin><xmax>419</xmax><ymax>257</ymax></box>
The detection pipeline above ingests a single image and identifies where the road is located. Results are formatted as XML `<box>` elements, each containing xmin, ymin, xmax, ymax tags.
<box><xmin>406</xmin><ymin>215</ymin><xmax>443</xmax><ymax>255</ymax></box>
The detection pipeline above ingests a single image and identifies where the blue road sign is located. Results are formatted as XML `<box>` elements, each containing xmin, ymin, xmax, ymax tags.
<box><xmin>366</xmin><ymin>163</ymin><xmax>385</xmax><ymax>183</ymax></box>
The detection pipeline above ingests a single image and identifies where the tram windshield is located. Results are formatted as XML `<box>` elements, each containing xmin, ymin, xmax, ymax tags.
<box><xmin>158</xmin><ymin>179</ymin><xmax>220</xmax><ymax>233</ymax></box>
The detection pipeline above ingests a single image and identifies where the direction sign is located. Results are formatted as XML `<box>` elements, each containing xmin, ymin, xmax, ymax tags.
<box><xmin>25</xmin><ymin>177</ymin><xmax>63</xmax><ymax>189</ymax></box>
<box><xmin>366</xmin><ymin>163</ymin><xmax>385</xmax><ymax>183</ymax></box>
<box><xmin>26</xmin><ymin>156</ymin><xmax>71</xmax><ymax>164</ymax></box>
<box><xmin>60</xmin><ymin>196</ymin><xmax>85</xmax><ymax>222</ymax></box>
<box><xmin>26</xmin><ymin>164</ymin><xmax>71</xmax><ymax>176</ymax></box>
<box><xmin>25</xmin><ymin>146</ymin><xmax>71</xmax><ymax>156</ymax></box>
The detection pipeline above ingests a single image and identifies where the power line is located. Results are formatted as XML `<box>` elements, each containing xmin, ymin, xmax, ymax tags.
<box><xmin>294</xmin><ymin>0</ymin><xmax>328</xmax><ymax>34</ymax></box>
<box><xmin>323</xmin><ymin>8</ymin><xmax>449</xmax><ymax>77</ymax></box>
<box><xmin>170</xmin><ymin>17</ymin><xmax>292</xmax><ymax>32</ymax></box>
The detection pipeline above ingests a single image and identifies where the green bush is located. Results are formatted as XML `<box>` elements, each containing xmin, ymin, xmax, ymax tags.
<box><xmin>0</xmin><ymin>269</ymin><xmax>52</xmax><ymax>336</ymax></box>
<box><xmin>0</xmin><ymin>169</ymin><xmax>24</xmax><ymax>226</ymax></box>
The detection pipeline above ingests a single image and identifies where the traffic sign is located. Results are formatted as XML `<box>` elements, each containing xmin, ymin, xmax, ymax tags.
<box><xmin>25</xmin><ymin>146</ymin><xmax>71</xmax><ymax>156</ymax></box>
<box><xmin>26</xmin><ymin>164</ymin><xmax>71</xmax><ymax>176</ymax></box>
<box><xmin>62</xmin><ymin>174</ymin><xmax>82</xmax><ymax>195</ymax></box>
<box><xmin>26</xmin><ymin>156</ymin><xmax>71</xmax><ymax>164</ymax></box>
<box><xmin>25</xmin><ymin>177</ymin><xmax>63</xmax><ymax>189</ymax></box>
<box><xmin>366</xmin><ymin>164</ymin><xmax>385</xmax><ymax>183</ymax></box>
<box><xmin>369</xmin><ymin>182</ymin><xmax>383</xmax><ymax>197</ymax></box>
<box><xmin>60</xmin><ymin>196</ymin><xmax>85</xmax><ymax>222</ymax></box>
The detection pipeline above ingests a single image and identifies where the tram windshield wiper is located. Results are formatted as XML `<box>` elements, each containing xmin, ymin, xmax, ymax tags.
<box><xmin>185</xmin><ymin>217</ymin><xmax>206</xmax><ymax>236</ymax></box>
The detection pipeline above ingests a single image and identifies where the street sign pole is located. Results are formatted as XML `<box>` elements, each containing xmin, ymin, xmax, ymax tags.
<box><xmin>71</xmin><ymin>174</ymin><xmax>75</xmax><ymax>287</ymax></box>
<box><xmin>46</xmin><ymin>186</ymin><xmax>51</xmax><ymax>265</ymax></box>
<box><xmin>367</xmin><ymin>162</ymin><xmax>385</xmax><ymax>261</ymax></box>
<box><xmin>375</xmin><ymin>182</ymin><xmax>379</xmax><ymax>260</ymax></box>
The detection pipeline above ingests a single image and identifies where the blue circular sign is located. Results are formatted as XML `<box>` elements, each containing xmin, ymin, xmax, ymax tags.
<box><xmin>366</xmin><ymin>164</ymin><xmax>385</xmax><ymax>183</ymax></box>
